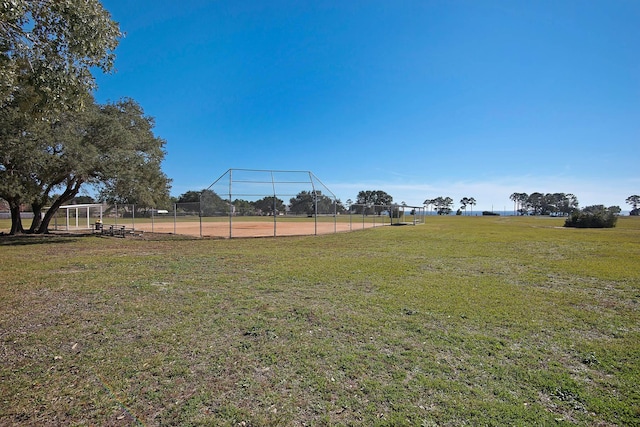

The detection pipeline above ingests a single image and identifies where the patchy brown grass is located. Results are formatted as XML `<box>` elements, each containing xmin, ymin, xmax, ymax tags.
<box><xmin>1</xmin><ymin>216</ymin><xmax>639</xmax><ymax>425</ymax></box>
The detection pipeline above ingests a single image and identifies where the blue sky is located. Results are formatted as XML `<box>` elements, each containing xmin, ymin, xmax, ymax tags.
<box><xmin>94</xmin><ymin>0</ymin><xmax>639</xmax><ymax>211</ymax></box>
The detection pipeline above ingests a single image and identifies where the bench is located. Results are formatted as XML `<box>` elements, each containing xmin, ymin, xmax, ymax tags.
<box><xmin>95</xmin><ymin>224</ymin><xmax>142</xmax><ymax>238</ymax></box>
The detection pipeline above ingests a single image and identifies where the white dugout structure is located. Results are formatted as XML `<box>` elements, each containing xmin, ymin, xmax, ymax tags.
<box><xmin>51</xmin><ymin>203</ymin><xmax>104</xmax><ymax>231</ymax></box>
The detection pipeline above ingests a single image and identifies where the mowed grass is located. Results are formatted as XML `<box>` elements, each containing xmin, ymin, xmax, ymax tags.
<box><xmin>1</xmin><ymin>216</ymin><xmax>639</xmax><ymax>426</ymax></box>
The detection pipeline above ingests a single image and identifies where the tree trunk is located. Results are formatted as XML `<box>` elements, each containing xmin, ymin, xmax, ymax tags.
<box><xmin>36</xmin><ymin>180</ymin><xmax>82</xmax><ymax>234</ymax></box>
<box><xmin>29</xmin><ymin>203</ymin><xmax>44</xmax><ymax>233</ymax></box>
<box><xmin>9</xmin><ymin>199</ymin><xmax>24</xmax><ymax>235</ymax></box>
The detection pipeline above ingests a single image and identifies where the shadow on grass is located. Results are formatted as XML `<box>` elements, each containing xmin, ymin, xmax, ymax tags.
<box><xmin>0</xmin><ymin>232</ymin><xmax>91</xmax><ymax>246</ymax></box>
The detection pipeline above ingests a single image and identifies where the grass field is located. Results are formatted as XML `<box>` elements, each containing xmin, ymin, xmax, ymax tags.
<box><xmin>1</xmin><ymin>216</ymin><xmax>639</xmax><ymax>426</ymax></box>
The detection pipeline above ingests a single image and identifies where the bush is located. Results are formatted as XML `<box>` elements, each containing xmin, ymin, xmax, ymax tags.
<box><xmin>482</xmin><ymin>211</ymin><xmax>500</xmax><ymax>216</ymax></box>
<box><xmin>564</xmin><ymin>206</ymin><xmax>618</xmax><ymax>228</ymax></box>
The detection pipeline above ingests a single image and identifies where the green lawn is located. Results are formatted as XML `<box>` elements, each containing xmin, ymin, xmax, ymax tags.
<box><xmin>1</xmin><ymin>216</ymin><xmax>639</xmax><ymax>426</ymax></box>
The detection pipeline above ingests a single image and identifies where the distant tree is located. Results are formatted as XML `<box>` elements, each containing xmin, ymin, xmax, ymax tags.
<box><xmin>468</xmin><ymin>197</ymin><xmax>476</xmax><ymax>215</ymax></box>
<box><xmin>460</xmin><ymin>197</ymin><xmax>469</xmax><ymax>215</ymax></box>
<box><xmin>526</xmin><ymin>192</ymin><xmax>544</xmax><ymax>215</ymax></box>
<box><xmin>431</xmin><ymin>196</ymin><xmax>453</xmax><ymax>215</ymax></box>
<box><xmin>289</xmin><ymin>191</ymin><xmax>316</xmax><ymax>215</ymax></box>
<box><xmin>174</xmin><ymin>190</ymin><xmax>216</xmax><ymax>214</ymax></box>
<box><xmin>254</xmin><ymin>196</ymin><xmax>285</xmax><ymax>216</ymax></box>
<box><xmin>509</xmin><ymin>193</ymin><xmax>518</xmax><ymax>215</ymax></box>
<box><xmin>423</xmin><ymin>198</ymin><xmax>434</xmax><ymax>215</ymax></box>
<box><xmin>200</xmin><ymin>190</ymin><xmax>228</xmax><ymax>216</ymax></box>
<box><xmin>558</xmin><ymin>193</ymin><xmax>579</xmax><ymax>216</ymax></box>
<box><xmin>289</xmin><ymin>190</ymin><xmax>337</xmax><ymax>215</ymax></box>
<box><xmin>460</xmin><ymin>197</ymin><xmax>476</xmax><ymax>216</ymax></box>
<box><xmin>520</xmin><ymin>192</ymin><xmax>578</xmax><ymax>216</ymax></box>
<box><xmin>608</xmin><ymin>205</ymin><xmax>622</xmax><ymax>215</ymax></box>
<box><xmin>626</xmin><ymin>195</ymin><xmax>640</xmax><ymax>216</ymax></box>
<box><xmin>356</xmin><ymin>190</ymin><xmax>393</xmax><ymax>206</ymax></box>
<box><xmin>510</xmin><ymin>192</ymin><xmax>529</xmax><ymax>215</ymax></box>
<box><xmin>355</xmin><ymin>190</ymin><xmax>393</xmax><ymax>215</ymax></box>
<box><xmin>70</xmin><ymin>195</ymin><xmax>95</xmax><ymax>205</ymax></box>
<box><xmin>176</xmin><ymin>191</ymin><xmax>200</xmax><ymax>203</ymax></box>
<box><xmin>565</xmin><ymin>205</ymin><xmax>618</xmax><ymax>228</ymax></box>
<box><xmin>232</xmin><ymin>199</ymin><xmax>255</xmax><ymax>216</ymax></box>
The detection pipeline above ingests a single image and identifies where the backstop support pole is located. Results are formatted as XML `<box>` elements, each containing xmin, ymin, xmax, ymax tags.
<box><xmin>229</xmin><ymin>169</ymin><xmax>233</xmax><ymax>239</ymax></box>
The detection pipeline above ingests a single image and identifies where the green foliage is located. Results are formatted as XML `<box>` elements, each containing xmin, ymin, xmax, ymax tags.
<box><xmin>626</xmin><ymin>195</ymin><xmax>640</xmax><ymax>215</ymax></box>
<box><xmin>95</xmin><ymin>99</ymin><xmax>171</xmax><ymax>208</ymax></box>
<box><xmin>0</xmin><ymin>1</ymin><xmax>167</xmax><ymax>235</ymax></box>
<box><xmin>350</xmin><ymin>190</ymin><xmax>393</xmax><ymax>215</ymax></box>
<box><xmin>253</xmin><ymin>196</ymin><xmax>285</xmax><ymax>215</ymax></box>
<box><xmin>428</xmin><ymin>196</ymin><xmax>453</xmax><ymax>215</ymax></box>
<box><xmin>289</xmin><ymin>190</ymin><xmax>334</xmax><ymax>215</ymax></box>
<box><xmin>199</xmin><ymin>189</ymin><xmax>228</xmax><ymax>216</ymax></box>
<box><xmin>70</xmin><ymin>195</ymin><xmax>95</xmax><ymax>204</ymax></box>
<box><xmin>564</xmin><ymin>205</ymin><xmax>618</xmax><ymax>228</ymax></box>
<box><xmin>0</xmin><ymin>0</ymin><xmax>122</xmax><ymax>111</ymax></box>
<box><xmin>459</xmin><ymin>196</ymin><xmax>476</xmax><ymax>215</ymax></box>
<box><xmin>0</xmin><ymin>96</ymin><xmax>171</xmax><ymax>233</ymax></box>
<box><xmin>176</xmin><ymin>190</ymin><xmax>202</xmax><ymax>204</ymax></box>
<box><xmin>232</xmin><ymin>199</ymin><xmax>256</xmax><ymax>216</ymax></box>
<box><xmin>356</xmin><ymin>190</ymin><xmax>393</xmax><ymax>206</ymax></box>
<box><xmin>511</xmin><ymin>192</ymin><xmax>578</xmax><ymax>216</ymax></box>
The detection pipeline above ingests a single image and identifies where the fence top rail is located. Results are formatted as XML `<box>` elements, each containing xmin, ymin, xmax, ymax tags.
<box><xmin>45</xmin><ymin>203</ymin><xmax>105</xmax><ymax>210</ymax></box>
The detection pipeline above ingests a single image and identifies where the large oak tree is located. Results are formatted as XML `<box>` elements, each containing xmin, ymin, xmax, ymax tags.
<box><xmin>0</xmin><ymin>95</ymin><xmax>171</xmax><ymax>234</ymax></box>
<box><xmin>1</xmin><ymin>1</ymin><xmax>171</xmax><ymax>234</ymax></box>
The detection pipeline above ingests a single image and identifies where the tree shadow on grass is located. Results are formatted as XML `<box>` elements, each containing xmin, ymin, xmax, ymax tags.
<box><xmin>0</xmin><ymin>232</ymin><xmax>92</xmax><ymax>246</ymax></box>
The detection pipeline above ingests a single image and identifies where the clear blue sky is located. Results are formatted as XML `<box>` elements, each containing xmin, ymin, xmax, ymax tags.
<box><xmin>94</xmin><ymin>0</ymin><xmax>639</xmax><ymax>211</ymax></box>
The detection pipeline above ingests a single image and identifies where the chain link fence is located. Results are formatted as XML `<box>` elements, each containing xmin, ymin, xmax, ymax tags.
<box><xmin>20</xmin><ymin>199</ymin><xmax>424</xmax><ymax>238</ymax></box>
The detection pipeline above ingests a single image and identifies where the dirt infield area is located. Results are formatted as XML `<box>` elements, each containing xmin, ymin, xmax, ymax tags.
<box><xmin>131</xmin><ymin>219</ymin><xmax>386</xmax><ymax>238</ymax></box>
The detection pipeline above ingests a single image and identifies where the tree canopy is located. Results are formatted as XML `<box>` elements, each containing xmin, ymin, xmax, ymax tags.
<box><xmin>0</xmin><ymin>1</ymin><xmax>171</xmax><ymax>234</ymax></box>
<box><xmin>356</xmin><ymin>190</ymin><xmax>393</xmax><ymax>206</ymax></box>
<box><xmin>509</xmin><ymin>192</ymin><xmax>578</xmax><ymax>216</ymax></box>
<box><xmin>459</xmin><ymin>197</ymin><xmax>477</xmax><ymax>215</ymax></box>
<box><xmin>565</xmin><ymin>205</ymin><xmax>618</xmax><ymax>228</ymax></box>
<box><xmin>353</xmin><ymin>190</ymin><xmax>393</xmax><ymax>215</ymax></box>
<box><xmin>1</xmin><ymin>0</ymin><xmax>122</xmax><ymax>112</ymax></box>
<box><xmin>200</xmin><ymin>189</ymin><xmax>228</xmax><ymax>216</ymax></box>
<box><xmin>429</xmin><ymin>197</ymin><xmax>454</xmax><ymax>215</ymax></box>
<box><xmin>0</xmin><ymin>96</ymin><xmax>171</xmax><ymax>233</ymax></box>
<box><xmin>253</xmin><ymin>196</ymin><xmax>285</xmax><ymax>215</ymax></box>
<box><xmin>175</xmin><ymin>189</ymin><xmax>345</xmax><ymax>217</ymax></box>
<box><xmin>626</xmin><ymin>195</ymin><xmax>640</xmax><ymax>216</ymax></box>
<box><xmin>289</xmin><ymin>190</ymin><xmax>335</xmax><ymax>215</ymax></box>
